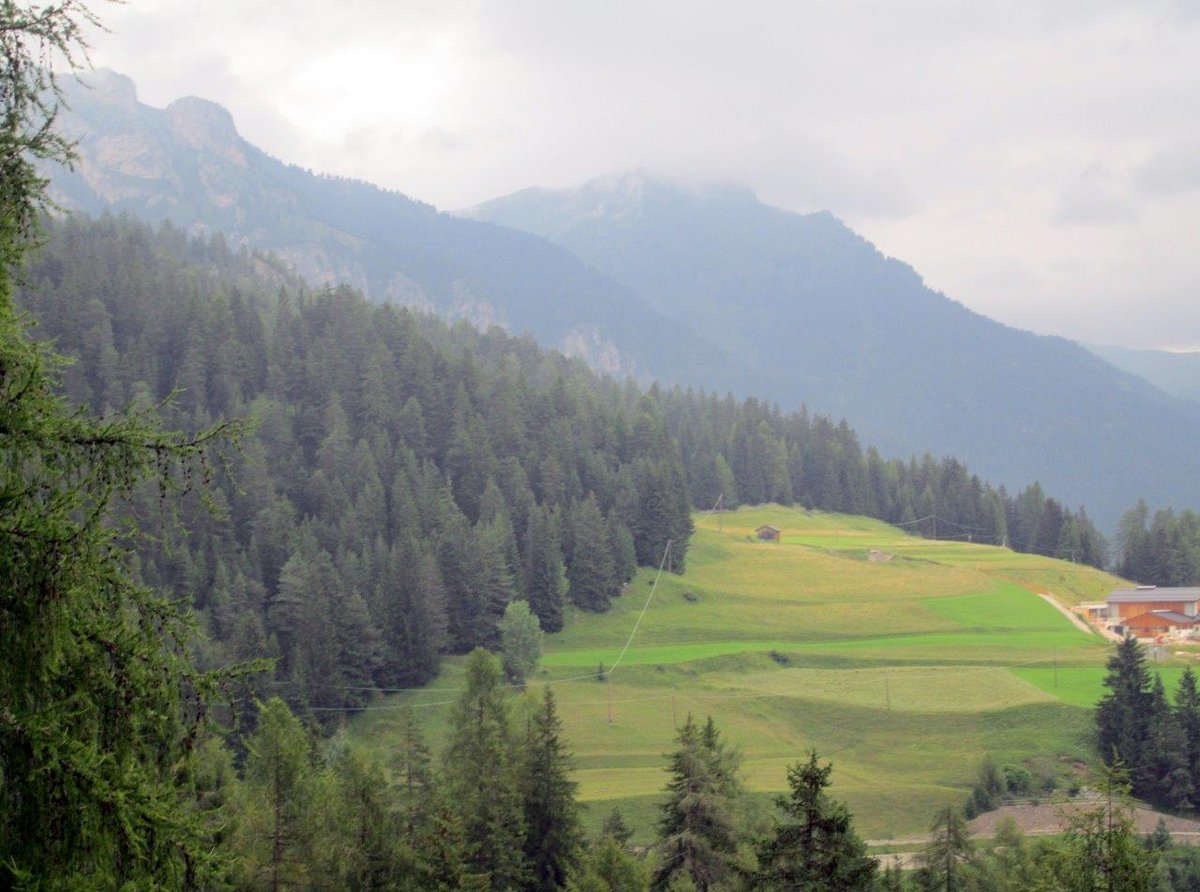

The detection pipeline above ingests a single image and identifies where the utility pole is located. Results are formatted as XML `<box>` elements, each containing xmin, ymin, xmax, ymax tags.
<box><xmin>885</xmin><ymin>674</ymin><xmax>892</xmax><ymax>712</ymax></box>
<box><xmin>607</xmin><ymin>677</ymin><xmax>613</xmax><ymax>725</ymax></box>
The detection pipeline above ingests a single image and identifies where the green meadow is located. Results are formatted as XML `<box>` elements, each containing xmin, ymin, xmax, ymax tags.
<box><xmin>351</xmin><ymin>505</ymin><xmax>1171</xmax><ymax>841</ymax></box>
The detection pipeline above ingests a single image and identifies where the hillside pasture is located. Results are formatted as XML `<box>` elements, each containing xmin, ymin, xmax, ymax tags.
<box><xmin>352</xmin><ymin>505</ymin><xmax>1140</xmax><ymax>841</ymax></box>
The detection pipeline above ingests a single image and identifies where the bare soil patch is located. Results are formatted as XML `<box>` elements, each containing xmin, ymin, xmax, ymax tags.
<box><xmin>967</xmin><ymin>799</ymin><xmax>1200</xmax><ymax>840</ymax></box>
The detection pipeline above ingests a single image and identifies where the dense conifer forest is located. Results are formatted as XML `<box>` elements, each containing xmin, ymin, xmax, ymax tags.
<box><xmin>11</xmin><ymin>214</ymin><xmax>1116</xmax><ymax>727</ymax></box>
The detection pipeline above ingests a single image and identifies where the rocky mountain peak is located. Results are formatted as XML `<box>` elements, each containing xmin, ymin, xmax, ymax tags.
<box><xmin>72</xmin><ymin>68</ymin><xmax>139</xmax><ymax>113</ymax></box>
<box><xmin>165</xmin><ymin>96</ymin><xmax>246</xmax><ymax>165</ymax></box>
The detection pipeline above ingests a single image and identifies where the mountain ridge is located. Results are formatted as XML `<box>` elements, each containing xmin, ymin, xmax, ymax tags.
<box><xmin>44</xmin><ymin>72</ymin><xmax>1200</xmax><ymax>530</ymax></box>
<box><xmin>47</xmin><ymin>71</ymin><xmax>746</xmax><ymax>392</ymax></box>
<box><xmin>469</xmin><ymin>174</ymin><xmax>1200</xmax><ymax>529</ymax></box>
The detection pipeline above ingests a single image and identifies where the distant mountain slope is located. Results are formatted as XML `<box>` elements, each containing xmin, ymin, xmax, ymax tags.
<box><xmin>1084</xmin><ymin>343</ymin><xmax>1200</xmax><ymax>405</ymax></box>
<box><xmin>46</xmin><ymin>71</ymin><xmax>744</xmax><ymax>392</ymax></box>
<box><xmin>469</xmin><ymin>172</ymin><xmax>1200</xmax><ymax>528</ymax></box>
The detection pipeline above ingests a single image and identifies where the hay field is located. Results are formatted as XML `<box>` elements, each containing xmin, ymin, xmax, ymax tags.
<box><xmin>352</xmin><ymin>505</ymin><xmax>1141</xmax><ymax>841</ymax></box>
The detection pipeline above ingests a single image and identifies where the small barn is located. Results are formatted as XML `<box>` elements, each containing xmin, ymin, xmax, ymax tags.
<box><xmin>756</xmin><ymin>524</ymin><xmax>782</xmax><ymax>542</ymax></box>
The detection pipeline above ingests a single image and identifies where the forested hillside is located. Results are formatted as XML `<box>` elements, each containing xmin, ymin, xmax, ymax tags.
<box><xmin>18</xmin><ymin>215</ymin><xmax>693</xmax><ymax>718</ymax></box>
<box><xmin>16</xmin><ymin>215</ymin><xmax>1109</xmax><ymax>725</ymax></box>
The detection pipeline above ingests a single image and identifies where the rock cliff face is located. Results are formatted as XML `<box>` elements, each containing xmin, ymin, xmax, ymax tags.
<box><xmin>55</xmin><ymin>71</ymin><xmax>263</xmax><ymax>229</ymax></box>
<box><xmin>47</xmin><ymin>72</ymin><xmax>738</xmax><ymax>394</ymax></box>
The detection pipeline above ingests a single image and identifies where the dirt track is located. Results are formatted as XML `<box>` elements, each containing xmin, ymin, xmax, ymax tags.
<box><xmin>870</xmin><ymin>799</ymin><xmax>1200</xmax><ymax>869</ymax></box>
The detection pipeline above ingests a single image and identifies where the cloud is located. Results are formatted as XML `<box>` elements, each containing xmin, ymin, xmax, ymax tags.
<box><xmin>1054</xmin><ymin>163</ymin><xmax>1138</xmax><ymax>225</ymax></box>
<box><xmin>1134</xmin><ymin>142</ymin><xmax>1200</xmax><ymax>196</ymax></box>
<box><xmin>78</xmin><ymin>0</ymin><xmax>1200</xmax><ymax>348</ymax></box>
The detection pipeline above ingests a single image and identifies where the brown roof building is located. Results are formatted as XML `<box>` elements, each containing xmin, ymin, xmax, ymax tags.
<box><xmin>1122</xmin><ymin>610</ymin><xmax>1200</xmax><ymax>639</ymax></box>
<box><xmin>1105</xmin><ymin>588</ymin><xmax>1200</xmax><ymax>621</ymax></box>
<box><xmin>756</xmin><ymin>524</ymin><xmax>781</xmax><ymax>542</ymax></box>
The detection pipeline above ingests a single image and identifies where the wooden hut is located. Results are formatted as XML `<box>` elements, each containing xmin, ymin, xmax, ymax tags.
<box><xmin>756</xmin><ymin>524</ymin><xmax>781</xmax><ymax>542</ymax></box>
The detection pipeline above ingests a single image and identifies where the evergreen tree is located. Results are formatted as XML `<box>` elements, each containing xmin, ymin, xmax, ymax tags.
<box><xmin>747</xmin><ymin>751</ymin><xmax>876</xmax><ymax>891</ymax></box>
<box><xmin>1176</xmin><ymin>668</ymin><xmax>1200</xmax><ymax>810</ymax></box>
<box><xmin>321</xmin><ymin>743</ymin><xmax>407</xmax><ymax>889</ymax></box>
<box><xmin>568</xmin><ymin>494</ymin><xmax>619</xmax><ymax>612</ymax></box>
<box><xmin>520</xmin><ymin>687</ymin><xmax>583</xmax><ymax>891</ymax></box>
<box><xmin>600</xmin><ymin>807</ymin><xmax>634</xmax><ymax>849</ymax></box>
<box><xmin>391</xmin><ymin>706</ymin><xmax>436</xmax><ymax>844</ymax></box>
<box><xmin>919</xmin><ymin>806</ymin><xmax>972</xmax><ymax>892</ymax></box>
<box><xmin>445</xmin><ymin>649</ymin><xmax>528</xmax><ymax>890</ymax></box>
<box><xmin>1096</xmin><ymin>637</ymin><xmax>1153</xmax><ymax>797</ymax></box>
<box><xmin>232</xmin><ymin>698</ymin><xmax>316</xmax><ymax>891</ymax></box>
<box><xmin>524</xmin><ymin>503</ymin><xmax>569</xmax><ymax>633</ymax></box>
<box><xmin>1144</xmin><ymin>674</ymin><xmax>1191</xmax><ymax>810</ymax></box>
<box><xmin>0</xmin><ymin>6</ymin><xmax>238</xmax><ymax>883</ymax></box>
<box><xmin>1038</xmin><ymin>763</ymin><xmax>1159</xmax><ymax>892</ymax></box>
<box><xmin>653</xmin><ymin>714</ymin><xmax>737</xmax><ymax>891</ymax></box>
<box><xmin>568</xmin><ymin>837</ymin><xmax>650</xmax><ymax>892</ymax></box>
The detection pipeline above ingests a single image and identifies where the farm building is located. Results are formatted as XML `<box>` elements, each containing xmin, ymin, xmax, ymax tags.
<box><xmin>1104</xmin><ymin>590</ymin><xmax>1200</xmax><ymax>624</ymax></box>
<box><xmin>1104</xmin><ymin>587</ymin><xmax>1200</xmax><ymax>621</ymax></box>
<box><xmin>756</xmin><ymin>524</ymin><xmax>782</xmax><ymax>542</ymax></box>
<box><xmin>1120</xmin><ymin>610</ymin><xmax>1200</xmax><ymax>639</ymax></box>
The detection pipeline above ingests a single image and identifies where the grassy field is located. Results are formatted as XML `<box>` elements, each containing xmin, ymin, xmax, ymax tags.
<box><xmin>350</xmin><ymin>505</ymin><xmax>1161</xmax><ymax>841</ymax></box>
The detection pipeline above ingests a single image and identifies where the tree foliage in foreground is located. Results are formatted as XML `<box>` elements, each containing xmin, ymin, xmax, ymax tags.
<box><xmin>746</xmin><ymin>751</ymin><xmax>876</xmax><ymax>891</ymax></box>
<box><xmin>653</xmin><ymin>714</ymin><xmax>739</xmax><ymax>891</ymax></box>
<box><xmin>0</xmin><ymin>1</ymin><xmax>237</xmax><ymax>886</ymax></box>
<box><xmin>1094</xmin><ymin>637</ymin><xmax>1200</xmax><ymax>811</ymax></box>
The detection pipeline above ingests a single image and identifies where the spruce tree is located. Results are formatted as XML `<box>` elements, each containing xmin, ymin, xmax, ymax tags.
<box><xmin>1177</xmin><ymin>667</ymin><xmax>1200</xmax><ymax>810</ymax></box>
<box><xmin>524</xmin><ymin>503</ymin><xmax>569</xmax><ymax>632</ymax></box>
<box><xmin>520</xmin><ymin>687</ymin><xmax>583</xmax><ymax>891</ymax></box>
<box><xmin>501</xmin><ymin>599</ymin><xmax>544</xmax><ymax>686</ymax></box>
<box><xmin>1096</xmin><ymin>637</ymin><xmax>1153</xmax><ymax>797</ymax></box>
<box><xmin>567</xmin><ymin>494</ymin><xmax>618</xmax><ymax>612</ymax></box>
<box><xmin>1039</xmin><ymin>763</ymin><xmax>1159</xmax><ymax>892</ymax></box>
<box><xmin>445</xmin><ymin>649</ymin><xmax>528</xmax><ymax>890</ymax></box>
<box><xmin>653</xmin><ymin>714</ymin><xmax>737</xmax><ymax>891</ymax></box>
<box><xmin>747</xmin><ymin>751</ymin><xmax>876</xmax><ymax>891</ymax></box>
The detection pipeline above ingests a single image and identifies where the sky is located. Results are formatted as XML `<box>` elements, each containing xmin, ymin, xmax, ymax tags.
<box><xmin>84</xmin><ymin>1</ymin><xmax>1200</xmax><ymax>350</ymax></box>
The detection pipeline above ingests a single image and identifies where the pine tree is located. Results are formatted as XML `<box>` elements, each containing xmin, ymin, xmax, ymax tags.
<box><xmin>747</xmin><ymin>751</ymin><xmax>876</xmax><ymax>891</ymax></box>
<box><xmin>520</xmin><ymin>687</ymin><xmax>583</xmax><ymax>891</ymax></box>
<box><xmin>567</xmin><ymin>494</ymin><xmax>618</xmax><ymax>612</ymax></box>
<box><xmin>322</xmin><ymin>743</ymin><xmax>406</xmax><ymax>888</ymax></box>
<box><xmin>1144</xmin><ymin>673</ymin><xmax>1191</xmax><ymax>809</ymax></box>
<box><xmin>568</xmin><ymin>837</ymin><xmax>650</xmax><ymax>892</ymax></box>
<box><xmin>1038</xmin><ymin>763</ymin><xmax>1159</xmax><ymax>892</ymax></box>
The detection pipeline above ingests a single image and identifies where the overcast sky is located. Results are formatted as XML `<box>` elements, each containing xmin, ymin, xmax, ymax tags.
<box><xmin>86</xmin><ymin>1</ymin><xmax>1200</xmax><ymax>350</ymax></box>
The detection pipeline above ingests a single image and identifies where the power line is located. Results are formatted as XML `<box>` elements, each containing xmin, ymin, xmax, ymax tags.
<box><xmin>609</xmin><ymin>539</ymin><xmax>671</xmax><ymax>675</ymax></box>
